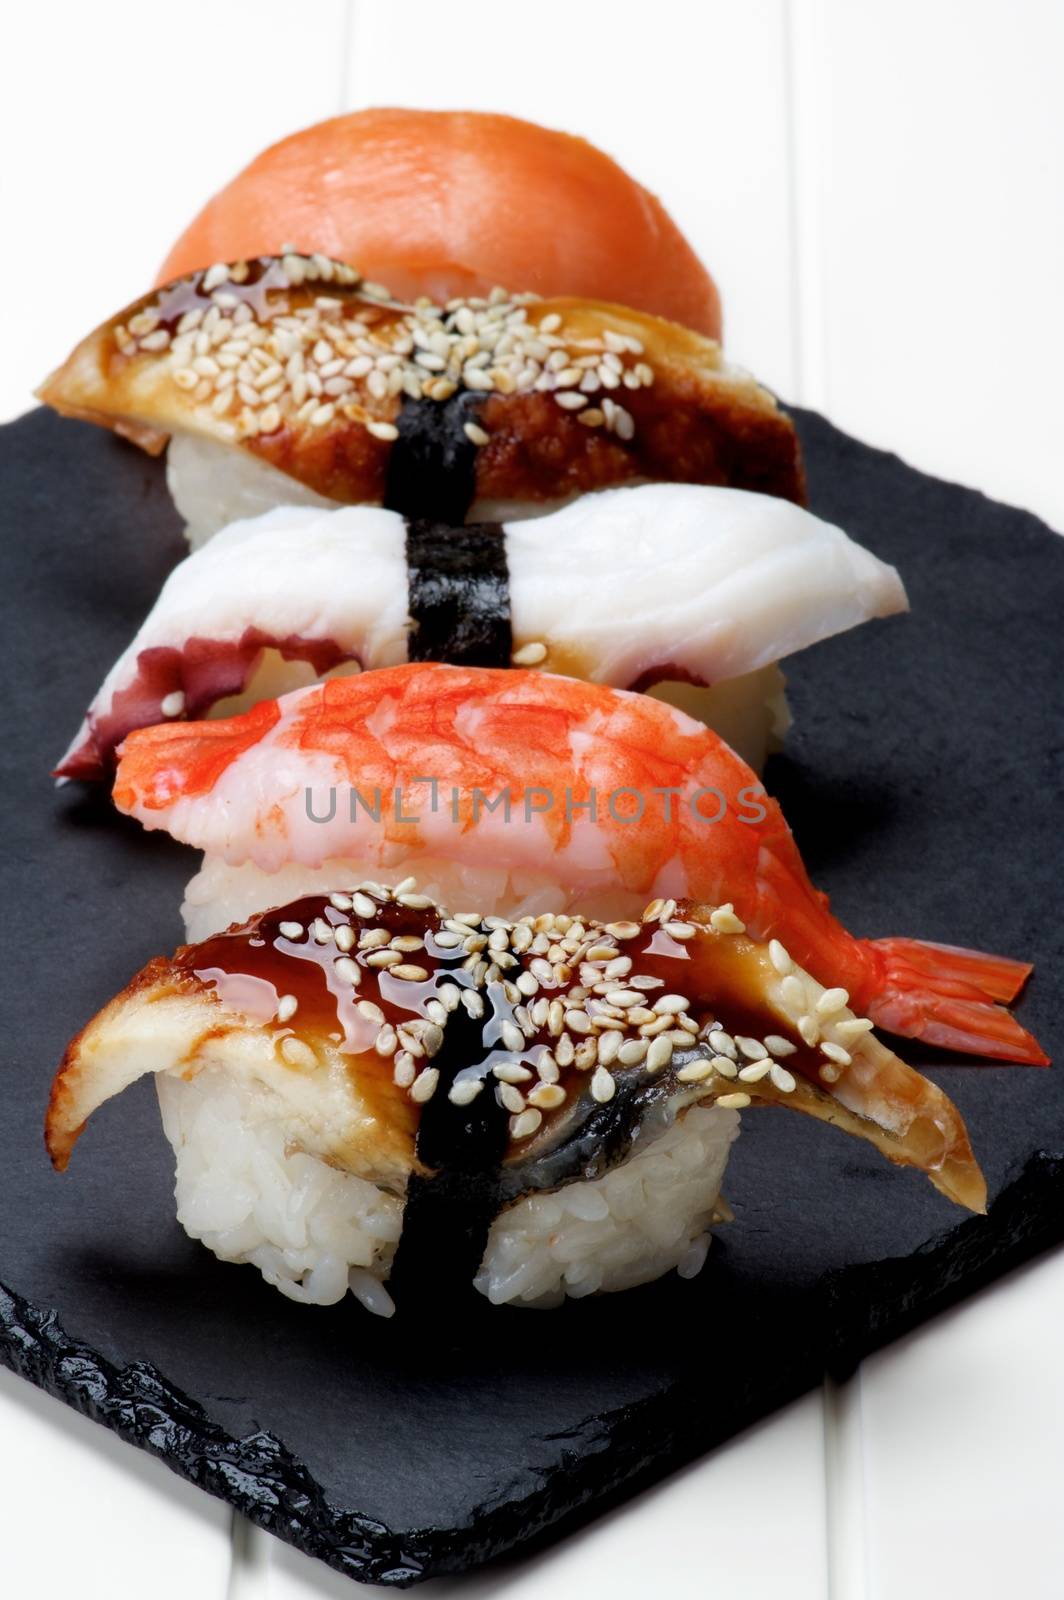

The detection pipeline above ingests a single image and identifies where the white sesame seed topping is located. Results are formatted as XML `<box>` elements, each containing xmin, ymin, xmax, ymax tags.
<box><xmin>590</xmin><ymin>1066</ymin><xmax>616</xmax><ymax>1104</ymax></box>
<box><xmin>764</xmin><ymin>1033</ymin><xmax>797</xmax><ymax>1057</ymax></box>
<box><xmin>160</xmin><ymin>691</ymin><xmax>185</xmax><ymax>718</ymax></box>
<box><xmin>769</xmin><ymin>940</ymin><xmax>793</xmax><ymax>975</ymax></box>
<box><xmin>334</xmin><ymin>956</ymin><xmax>361</xmax><ymax>985</ymax></box>
<box><xmin>509</xmin><ymin>1108</ymin><xmax>543</xmax><ymax>1140</ymax></box>
<box><xmin>448</xmin><ymin>1077</ymin><xmax>484</xmax><ymax>1107</ymax></box>
<box><xmin>646</xmin><ymin>1036</ymin><xmax>674</xmax><ymax>1074</ymax></box>
<box><xmin>280</xmin><ymin>1036</ymin><xmax>315</xmax><ymax>1069</ymax></box>
<box><xmin>511</xmin><ymin>640</ymin><xmax>548</xmax><ymax>667</ymax></box>
<box><xmin>770</xmin><ymin>1063</ymin><xmax>797</xmax><ymax>1093</ymax></box>
<box><xmin>410</xmin><ymin>1067</ymin><xmax>439</xmax><ymax>1103</ymax></box>
<box><xmin>710</xmin><ymin>903</ymin><xmax>747</xmax><ymax>935</ymax></box>
<box><xmin>716</xmin><ymin>1092</ymin><xmax>752</xmax><ymax>1109</ymax></box>
<box><xmin>816</xmin><ymin>987</ymin><xmax>850</xmax><ymax>1017</ymax></box>
<box><xmin>821</xmin><ymin>1041</ymin><xmax>853</xmax><ymax>1066</ymax></box>
<box><xmin>278</xmin><ymin>921</ymin><xmax>303</xmax><ymax>941</ymax></box>
<box><xmin>276</xmin><ymin>994</ymin><xmax>298</xmax><ymax>1023</ymax></box>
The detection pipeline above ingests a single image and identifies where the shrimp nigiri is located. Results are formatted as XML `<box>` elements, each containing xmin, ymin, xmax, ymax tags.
<box><xmin>47</xmin><ymin>888</ymin><xmax>985</xmax><ymax>1317</ymax></box>
<box><xmin>111</xmin><ymin>665</ymin><xmax>1046</xmax><ymax>1066</ymax></box>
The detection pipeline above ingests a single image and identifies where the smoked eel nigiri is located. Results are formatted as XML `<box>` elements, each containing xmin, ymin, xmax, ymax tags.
<box><xmin>56</xmin><ymin>485</ymin><xmax>906</xmax><ymax>781</ymax></box>
<box><xmin>48</xmin><ymin>889</ymin><xmax>986</xmax><ymax>1317</ymax></box>
<box><xmin>156</xmin><ymin>108</ymin><xmax>723</xmax><ymax>338</ymax></box>
<box><xmin>37</xmin><ymin>256</ymin><xmax>802</xmax><ymax>546</ymax></box>
<box><xmin>110</xmin><ymin>664</ymin><xmax>1046</xmax><ymax>1067</ymax></box>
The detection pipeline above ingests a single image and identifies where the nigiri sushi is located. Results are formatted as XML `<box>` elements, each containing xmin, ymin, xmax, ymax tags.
<box><xmin>56</xmin><ymin>484</ymin><xmax>907</xmax><ymax>781</ymax></box>
<box><xmin>111</xmin><ymin>664</ymin><xmax>1047</xmax><ymax>1066</ymax></box>
<box><xmin>156</xmin><ymin>108</ymin><xmax>723</xmax><ymax>339</ymax></box>
<box><xmin>36</xmin><ymin>256</ymin><xmax>802</xmax><ymax>547</ymax></box>
<box><xmin>47</xmin><ymin>888</ymin><xmax>987</xmax><ymax>1316</ymax></box>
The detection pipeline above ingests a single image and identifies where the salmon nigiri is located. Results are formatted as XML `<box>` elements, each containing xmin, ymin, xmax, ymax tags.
<box><xmin>156</xmin><ymin>108</ymin><xmax>722</xmax><ymax>339</ymax></box>
<box><xmin>111</xmin><ymin>665</ymin><xmax>1046</xmax><ymax>1067</ymax></box>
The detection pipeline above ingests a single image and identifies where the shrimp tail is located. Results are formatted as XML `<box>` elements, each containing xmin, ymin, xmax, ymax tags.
<box><xmin>863</xmin><ymin>938</ymin><xmax>1048</xmax><ymax>1065</ymax></box>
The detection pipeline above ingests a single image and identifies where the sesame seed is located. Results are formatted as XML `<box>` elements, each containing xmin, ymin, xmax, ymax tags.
<box><xmin>500</xmin><ymin>1019</ymin><xmax>526</xmax><ymax>1053</ymax></box>
<box><xmin>160</xmin><ymin>691</ymin><xmax>185</xmax><ymax>718</ymax></box>
<box><xmin>677</xmin><ymin>1059</ymin><xmax>715</xmax><ymax>1083</ymax></box>
<box><xmin>716</xmin><ymin>1092</ymin><xmax>752</xmax><ymax>1109</ymax></box>
<box><xmin>646</xmin><ymin>1036</ymin><xmax>674</xmax><ymax>1074</ymax></box>
<box><xmin>357</xmin><ymin>1000</ymin><xmax>385</xmax><ymax>1025</ymax></box>
<box><xmin>710</xmin><ymin>903</ymin><xmax>746</xmax><ymax>935</ymax></box>
<box><xmin>735</xmin><ymin>1036</ymin><xmax>768</xmax><ymax>1061</ymax></box>
<box><xmin>663</xmin><ymin>921</ymin><xmax>696</xmax><ymax>941</ymax></box>
<box><xmin>366</xmin><ymin>950</ymin><xmax>402</xmax><ymax>968</ymax></box>
<box><xmin>835</xmin><ymin>1017</ymin><xmax>875</xmax><ymax>1041</ymax></box>
<box><xmin>816</xmin><ymin>987</ymin><xmax>850</xmax><ymax>1016</ymax></box>
<box><xmin>618</xmin><ymin>1038</ymin><xmax>649</xmax><ymax>1066</ymax></box>
<box><xmin>367</xmin><ymin>419</ymin><xmax>400</xmax><ymax>441</ymax></box>
<box><xmin>798</xmin><ymin>1014</ymin><xmax>820</xmax><ymax>1046</ymax></box>
<box><xmin>311</xmin><ymin>918</ymin><xmax>333</xmax><ymax>944</ymax></box>
<box><xmin>511</xmin><ymin>640</ymin><xmax>548</xmax><ymax>666</ymax></box>
<box><xmin>528</xmin><ymin>1083</ymin><xmax>566</xmax><ymax>1111</ymax></box>
<box><xmin>433</xmin><ymin>931</ymin><xmax>463</xmax><ymax>949</ymax></box>
<box><xmin>781</xmin><ymin>975</ymin><xmax>807</xmax><ymax>1011</ymax></box>
<box><xmin>410</xmin><ymin>1067</ymin><xmax>439</xmax><ymax>1103</ymax></box>
<box><xmin>463</xmin><ymin>420</ymin><xmax>491</xmax><ymax>447</ymax></box>
<box><xmin>390</xmin><ymin>935</ymin><xmax>424</xmax><ymax>953</ymax></box>
<box><xmin>770</xmin><ymin>1063</ymin><xmax>797</xmax><ymax>1093</ymax></box>
<box><xmin>769</xmin><ymin>940</ymin><xmax>793</xmax><ymax>974</ymax></box>
<box><xmin>738</xmin><ymin>1060</ymin><xmax>772</xmax><ymax>1083</ymax></box>
<box><xmin>707</xmin><ymin>1030</ymin><xmax>737</xmax><ymax>1059</ymax></box>
<box><xmin>538</xmin><ymin>1049</ymin><xmax>560</xmax><ymax>1082</ymax></box>
<box><xmin>334</xmin><ymin>956</ymin><xmax>361</xmax><ymax>985</ymax></box>
<box><xmin>555</xmin><ymin>390</ymin><xmax>588</xmax><ymax>410</ymax></box>
<box><xmin>510</xmin><ymin>1108</ymin><xmax>543</xmax><ymax>1140</ymax></box>
<box><xmin>276</xmin><ymin>994</ymin><xmax>298</xmax><ymax>1023</ymax></box>
<box><xmin>280</xmin><ymin>1036</ymin><xmax>316</xmax><ymax>1069</ymax></box>
<box><xmin>605</xmin><ymin>921</ymin><xmax>641</xmax><ymax>940</ymax></box>
<box><xmin>710</xmin><ymin>1055</ymin><xmax>739</xmax><ymax>1079</ymax></box>
<box><xmin>493</xmin><ymin>1061</ymin><xmax>533</xmax><ymax>1084</ymax></box>
<box><xmin>391</xmin><ymin>963</ymin><xmax>429</xmax><ymax>982</ymax></box>
<box><xmin>555</xmin><ymin>1034</ymin><xmax>576</xmax><ymax>1067</ymax></box>
<box><xmin>449</xmin><ymin>1077</ymin><xmax>484</xmax><ymax>1107</ymax></box>
<box><xmin>498</xmin><ymin>1083</ymin><xmax>526</xmax><ymax>1114</ymax></box>
<box><xmin>819</xmin><ymin>1063</ymin><xmax>841</xmax><ymax>1084</ymax></box>
<box><xmin>397</xmin><ymin>892</ymin><xmax>433</xmax><ymax>908</ymax></box>
<box><xmin>352</xmin><ymin>892</ymin><xmax>376</xmax><ymax>918</ymax></box>
<box><xmin>461</xmin><ymin>989</ymin><xmax>485</xmax><ymax>1020</ymax></box>
<box><xmin>278</xmin><ymin>920</ymin><xmax>303</xmax><ymax>940</ymax></box>
<box><xmin>590</xmin><ymin>1067</ymin><xmax>616</xmax><ymax>1103</ymax></box>
<box><xmin>652</xmin><ymin>993</ymin><xmax>689</xmax><ymax>1015</ymax></box>
<box><xmin>375</xmin><ymin>1025</ymin><xmax>398</xmax><ymax>1056</ymax></box>
<box><xmin>764</xmin><ymin>1033</ymin><xmax>797</xmax><ymax>1057</ymax></box>
<box><xmin>393</xmin><ymin>1055</ymin><xmax>417</xmax><ymax>1088</ymax></box>
<box><xmin>329</xmin><ymin>893</ymin><xmax>352</xmax><ymax>910</ymax></box>
<box><xmin>821</xmin><ymin>1041</ymin><xmax>853</xmax><ymax>1066</ymax></box>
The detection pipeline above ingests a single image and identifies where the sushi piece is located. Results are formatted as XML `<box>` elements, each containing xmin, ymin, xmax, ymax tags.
<box><xmin>111</xmin><ymin>664</ymin><xmax>1047</xmax><ymax>1066</ymax></box>
<box><xmin>36</xmin><ymin>256</ymin><xmax>803</xmax><ymax>547</ymax></box>
<box><xmin>156</xmin><ymin>108</ymin><xmax>723</xmax><ymax>339</ymax></box>
<box><xmin>56</xmin><ymin>484</ymin><xmax>907</xmax><ymax>781</ymax></box>
<box><xmin>47</xmin><ymin>888</ymin><xmax>987</xmax><ymax>1316</ymax></box>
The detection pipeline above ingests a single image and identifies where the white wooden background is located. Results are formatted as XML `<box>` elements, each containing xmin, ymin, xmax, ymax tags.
<box><xmin>2</xmin><ymin>2</ymin><xmax>1062</xmax><ymax>1595</ymax></box>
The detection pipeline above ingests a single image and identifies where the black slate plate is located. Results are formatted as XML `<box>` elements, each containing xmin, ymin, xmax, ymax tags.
<box><xmin>1</xmin><ymin>408</ymin><xmax>1062</xmax><ymax>1586</ymax></box>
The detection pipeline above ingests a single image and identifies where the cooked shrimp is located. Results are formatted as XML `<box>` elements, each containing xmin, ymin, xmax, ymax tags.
<box><xmin>112</xmin><ymin>665</ymin><xmax>1047</xmax><ymax>1066</ymax></box>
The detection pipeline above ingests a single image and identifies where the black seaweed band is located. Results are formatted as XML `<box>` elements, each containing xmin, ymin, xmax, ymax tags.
<box><xmin>404</xmin><ymin>518</ymin><xmax>512</xmax><ymax>667</ymax></box>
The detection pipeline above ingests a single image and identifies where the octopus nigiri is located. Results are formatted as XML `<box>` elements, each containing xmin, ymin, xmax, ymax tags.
<box><xmin>57</xmin><ymin>484</ymin><xmax>906</xmax><ymax>781</ymax></box>
<box><xmin>156</xmin><ymin>108</ymin><xmax>723</xmax><ymax>339</ymax></box>
<box><xmin>37</xmin><ymin>255</ymin><xmax>802</xmax><ymax>547</ymax></box>
<box><xmin>48</xmin><ymin>887</ymin><xmax>986</xmax><ymax>1316</ymax></box>
<box><xmin>111</xmin><ymin>664</ymin><xmax>1046</xmax><ymax>1066</ymax></box>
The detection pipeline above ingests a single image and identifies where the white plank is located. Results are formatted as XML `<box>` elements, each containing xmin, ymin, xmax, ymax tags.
<box><xmin>788</xmin><ymin>0</ymin><xmax>1064</xmax><ymax>530</ymax></box>
<box><xmin>0</xmin><ymin>1366</ymin><xmax>231</xmax><ymax>1599</ymax></box>
<box><xmin>859</xmin><ymin>1249</ymin><xmax>1064</xmax><ymax>1600</ymax></box>
<box><xmin>0</xmin><ymin>0</ymin><xmax>351</xmax><ymax>424</ymax></box>
<box><xmin>343</xmin><ymin>0</ymin><xmax>799</xmax><ymax>398</ymax></box>
<box><xmin>251</xmin><ymin>1392</ymin><xmax>829</xmax><ymax>1598</ymax></box>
